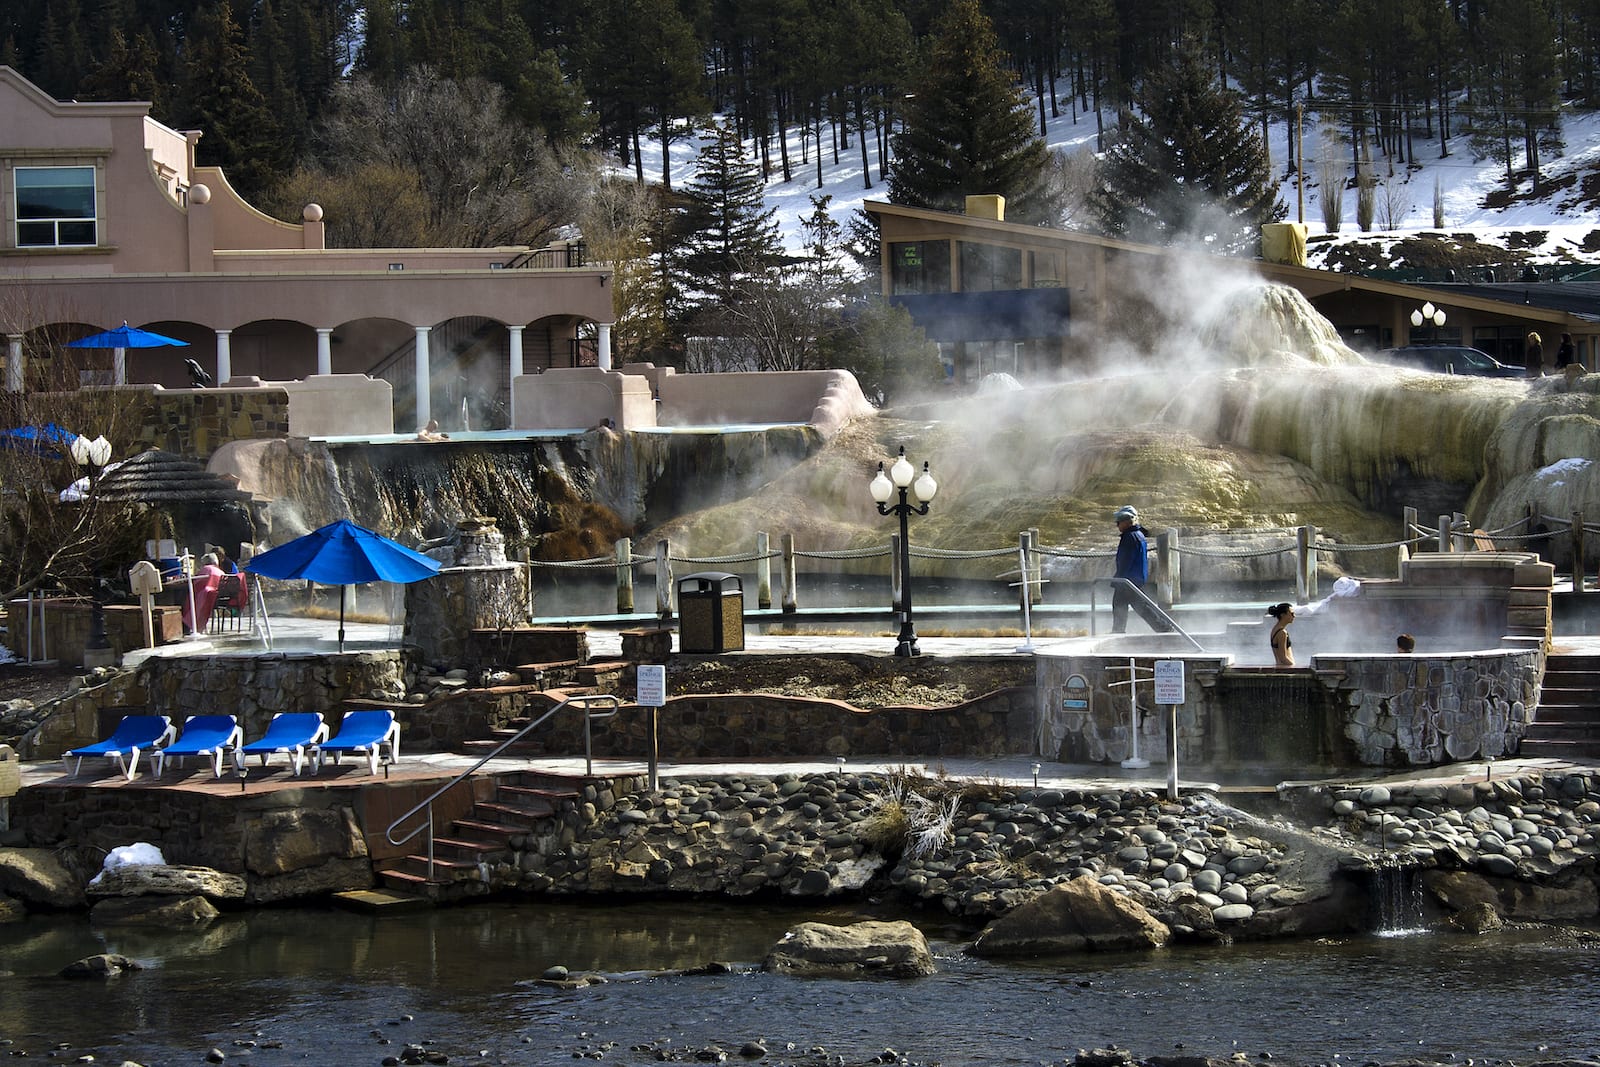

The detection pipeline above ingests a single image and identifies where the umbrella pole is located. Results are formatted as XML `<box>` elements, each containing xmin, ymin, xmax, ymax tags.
<box><xmin>339</xmin><ymin>585</ymin><xmax>347</xmax><ymax>653</ymax></box>
<box><xmin>113</xmin><ymin>346</ymin><xmax>126</xmax><ymax>386</ymax></box>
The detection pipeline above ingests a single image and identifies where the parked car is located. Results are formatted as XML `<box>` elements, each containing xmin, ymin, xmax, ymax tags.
<box><xmin>1376</xmin><ymin>345</ymin><xmax>1524</xmax><ymax>378</ymax></box>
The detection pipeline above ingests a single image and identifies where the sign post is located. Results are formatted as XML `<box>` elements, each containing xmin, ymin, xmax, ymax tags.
<box><xmin>637</xmin><ymin>664</ymin><xmax>666</xmax><ymax>790</ymax></box>
<box><xmin>1153</xmin><ymin>660</ymin><xmax>1186</xmax><ymax>801</ymax></box>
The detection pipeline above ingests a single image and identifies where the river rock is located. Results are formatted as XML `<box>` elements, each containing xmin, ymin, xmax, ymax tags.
<box><xmin>761</xmin><ymin>919</ymin><xmax>935</xmax><ymax>978</ymax></box>
<box><xmin>0</xmin><ymin>847</ymin><xmax>85</xmax><ymax>908</ymax></box>
<box><xmin>91</xmin><ymin>894</ymin><xmax>220</xmax><ymax>926</ymax></box>
<box><xmin>60</xmin><ymin>953</ymin><xmax>143</xmax><ymax>978</ymax></box>
<box><xmin>1424</xmin><ymin>869</ymin><xmax>1600</xmax><ymax>921</ymax></box>
<box><xmin>970</xmin><ymin>875</ymin><xmax>1171</xmax><ymax>955</ymax></box>
<box><xmin>87</xmin><ymin>864</ymin><xmax>246</xmax><ymax>901</ymax></box>
<box><xmin>0</xmin><ymin>893</ymin><xmax>24</xmax><ymax>922</ymax></box>
<box><xmin>1449</xmin><ymin>901</ymin><xmax>1503</xmax><ymax>934</ymax></box>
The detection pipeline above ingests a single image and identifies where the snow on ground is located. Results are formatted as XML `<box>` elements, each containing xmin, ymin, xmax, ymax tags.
<box><xmin>623</xmin><ymin>98</ymin><xmax>1600</xmax><ymax>265</ymax></box>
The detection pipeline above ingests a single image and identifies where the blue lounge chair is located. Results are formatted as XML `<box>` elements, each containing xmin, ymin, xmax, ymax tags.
<box><xmin>312</xmin><ymin>710</ymin><xmax>400</xmax><ymax>775</ymax></box>
<box><xmin>63</xmin><ymin>715</ymin><xmax>174</xmax><ymax>780</ymax></box>
<box><xmin>153</xmin><ymin>714</ymin><xmax>243</xmax><ymax>779</ymax></box>
<box><xmin>238</xmin><ymin>712</ymin><xmax>327</xmax><ymax>776</ymax></box>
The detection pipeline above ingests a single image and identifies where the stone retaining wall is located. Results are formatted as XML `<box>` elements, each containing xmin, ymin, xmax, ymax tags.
<box><xmin>21</xmin><ymin>652</ymin><xmax>410</xmax><ymax>760</ymax></box>
<box><xmin>1037</xmin><ymin>650</ymin><xmax>1537</xmax><ymax>771</ymax></box>
<box><xmin>525</xmin><ymin>689</ymin><xmax>1035</xmax><ymax>760</ymax></box>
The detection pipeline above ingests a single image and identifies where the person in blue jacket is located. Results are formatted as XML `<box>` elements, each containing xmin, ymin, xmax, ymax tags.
<box><xmin>1111</xmin><ymin>505</ymin><xmax>1172</xmax><ymax>633</ymax></box>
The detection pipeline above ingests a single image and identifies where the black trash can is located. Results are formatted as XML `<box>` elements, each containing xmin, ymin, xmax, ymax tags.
<box><xmin>677</xmin><ymin>571</ymin><xmax>745</xmax><ymax>653</ymax></box>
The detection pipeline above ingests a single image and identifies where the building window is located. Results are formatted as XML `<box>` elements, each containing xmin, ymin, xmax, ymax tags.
<box><xmin>15</xmin><ymin>166</ymin><xmax>97</xmax><ymax>248</ymax></box>
<box><xmin>890</xmin><ymin>240</ymin><xmax>951</xmax><ymax>295</ymax></box>
<box><xmin>958</xmin><ymin>242</ymin><xmax>1022</xmax><ymax>292</ymax></box>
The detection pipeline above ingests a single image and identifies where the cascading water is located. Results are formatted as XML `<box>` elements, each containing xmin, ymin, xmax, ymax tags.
<box><xmin>1369</xmin><ymin>864</ymin><xmax>1429</xmax><ymax>937</ymax></box>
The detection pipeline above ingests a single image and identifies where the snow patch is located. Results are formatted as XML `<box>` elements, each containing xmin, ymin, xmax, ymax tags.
<box><xmin>89</xmin><ymin>842</ymin><xmax>168</xmax><ymax>885</ymax></box>
<box><xmin>1534</xmin><ymin>457</ymin><xmax>1594</xmax><ymax>490</ymax></box>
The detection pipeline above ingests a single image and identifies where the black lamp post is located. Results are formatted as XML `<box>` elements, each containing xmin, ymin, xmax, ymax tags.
<box><xmin>71</xmin><ymin>434</ymin><xmax>115</xmax><ymax>666</ymax></box>
<box><xmin>870</xmin><ymin>445</ymin><xmax>938</xmax><ymax>657</ymax></box>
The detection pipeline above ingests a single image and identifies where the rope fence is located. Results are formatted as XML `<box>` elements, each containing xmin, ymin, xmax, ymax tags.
<box><xmin>514</xmin><ymin>505</ymin><xmax>1595</xmax><ymax>619</ymax></box>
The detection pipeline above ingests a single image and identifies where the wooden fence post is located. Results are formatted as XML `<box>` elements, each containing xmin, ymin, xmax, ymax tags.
<box><xmin>1438</xmin><ymin>514</ymin><xmax>1452</xmax><ymax>553</ymax></box>
<box><xmin>1573</xmin><ymin>511</ymin><xmax>1586</xmax><ymax>595</ymax></box>
<box><xmin>614</xmin><ymin>537</ymin><xmax>633</xmax><ymax>614</ymax></box>
<box><xmin>781</xmin><ymin>533</ymin><xmax>798</xmax><ymax>613</ymax></box>
<box><xmin>756</xmin><ymin>531</ymin><xmax>772</xmax><ymax>609</ymax></box>
<box><xmin>655</xmin><ymin>539</ymin><xmax>672</xmax><ymax>619</ymax></box>
<box><xmin>1296</xmin><ymin>525</ymin><xmax>1311</xmax><ymax>604</ymax></box>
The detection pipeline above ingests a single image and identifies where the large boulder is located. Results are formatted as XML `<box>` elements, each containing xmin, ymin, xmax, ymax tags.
<box><xmin>1423</xmin><ymin>869</ymin><xmax>1599</xmax><ymax>922</ymax></box>
<box><xmin>0</xmin><ymin>893</ymin><xmax>25</xmax><ymax>922</ymax></box>
<box><xmin>87</xmin><ymin>865</ymin><xmax>246</xmax><ymax>902</ymax></box>
<box><xmin>971</xmin><ymin>876</ymin><xmax>1171</xmax><ymax>956</ymax></box>
<box><xmin>245</xmin><ymin>858</ymin><xmax>374</xmax><ymax>905</ymax></box>
<box><xmin>0</xmin><ymin>847</ymin><xmax>85</xmax><ymax>909</ymax></box>
<box><xmin>243</xmin><ymin>807</ymin><xmax>368</xmax><ymax>876</ymax></box>
<box><xmin>91</xmin><ymin>895</ymin><xmax>220</xmax><ymax>926</ymax></box>
<box><xmin>761</xmin><ymin>920</ymin><xmax>936</xmax><ymax>978</ymax></box>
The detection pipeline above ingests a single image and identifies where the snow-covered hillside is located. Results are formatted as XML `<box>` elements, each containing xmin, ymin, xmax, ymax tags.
<box><xmin>632</xmin><ymin>103</ymin><xmax>1600</xmax><ymax>268</ymax></box>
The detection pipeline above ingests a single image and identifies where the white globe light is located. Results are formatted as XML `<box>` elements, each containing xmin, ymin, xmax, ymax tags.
<box><xmin>869</xmin><ymin>464</ymin><xmax>893</xmax><ymax>504</ymax></box>
<box><xmin>1411</xmin><ymin>310</ymin><xmax>1424</xmax><ymax>327</ymax></box>
<box><xmin>70</xmin><ymin>434</ymin><xmax>92</xmax><ymax>466</ymax></box>
<box><xmin>88</xmin><ymin>435</ymin><xmax>112</xmax><ymax>467</ymax></box>
<box><xmin>889</xmin><ymin>448</ymin><xmax>914</xmax><ymax>488</ymax></box>
<box><xmin>1433</xmin><ymin>310</ymin><xmax>1447</xmax><ymax>327</ymax></box>
<box><xmin>1422</xmin><ymin>302</ymin><xmax>1436</xmax><ymax>319</ymax></box>
<box><xmin>913</xmin><ymin>463</ymin><xmax>938</xmax><ymax>503</ymax></box>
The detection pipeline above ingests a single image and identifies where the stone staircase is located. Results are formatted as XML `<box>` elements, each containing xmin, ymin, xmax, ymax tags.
<box><xmin>379</xmin><ymin>770</ymin><xmax>583</xmax><ymax>900</ymax></box>
<box><xmin>1521</xmin><ymin>653</ymin><xmax>1600</xmax><ymax>759</ymax></box>
<box><xmin>458</xmin><ymin>661</ymin><xmax>629</xmax><ymax>759</ymax></box>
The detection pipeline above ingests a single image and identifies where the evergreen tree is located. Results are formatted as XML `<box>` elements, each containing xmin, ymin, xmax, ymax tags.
<box><xmin>174</xmin><ymin>0</ymin><xmax>288</xmax><ymax>202</ymax></box>
<box><xmin>1091</xmin><ymin>37</ymin><xmax>1284</xmax><ymax>255</ymax></box>
<box><xmin>887</xmin><ymin>0</ymin><xmax>1058</xmax><ymax>224</ymax></box>
<box><xmin>78</xmin><ymin>26</ymin><xmax>163</xmax><ymax>107</ymax></box>
<box><xmin>676</xmin><ymin>122</ymin><xmax>784</xmax><ymax>317</ymax></box>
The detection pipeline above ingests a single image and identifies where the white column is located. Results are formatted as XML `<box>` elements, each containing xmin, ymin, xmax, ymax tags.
<box><xmin>414</xmin><ymin>326</ymin><xmax>432</xmax><ymax>429</ymax></box>
<box><xmin>597</xmin><ymin>322</ymin><xmax>613</xmax><ymax>371</ymax></box>
<box><xmin>5</xmin><ymin>335</ymin><xmax>22</xmax><ymax>392</ymax></box>
<box><xmin>316</xmin><ymin>328</ymin><xmax>333</xmax><ymax>376</ymax></box>
<box><xmin>215</xmin><ymin>329</ymin><xmax>232</xmax><ymax>385</ymax></box>
<box><xmin>507</xmin><ymin>325</ymin><xmax>524</xmax><ymax>421</ymax></box>
<box><xmin>113</xmin><ymin>347</ymin><xmax>127</xmax><ymax>385</ymax></box>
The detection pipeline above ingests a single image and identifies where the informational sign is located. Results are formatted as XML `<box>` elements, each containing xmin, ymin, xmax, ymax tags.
<box><xmin>1062</xmin><ymin>673</ymin><xmax>1090</xmax><ymax>711</ymax></box>
<box><xmin>637</xmin><ymin>664</ymin><xmax>667</xmax><ymax>707</ymax></box>
<box><xmin>1153</xmin><ymin>660</ymin><xmax>1185</xmax><ymax>705</ymax></box>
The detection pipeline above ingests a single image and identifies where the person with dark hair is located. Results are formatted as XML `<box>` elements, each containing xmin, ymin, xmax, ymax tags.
<box><xmin>1556</xmin><ymin>333</ymin><xmax>1577</xmax><ymax>370</ymax></box>
<box><xmin>1267</xmin><ymin>602</ymin><xmax>1295</xmax><ymax>666</ymax></box>
<box><xmin>1396</xmin><ymin>633</ymin><xmax>1415</xmax><ymax>653</ymax></box>
<box><xmin>1111</xmin><ymin>506</ymin><xmax>1172</xmax><ymax>633</ymax></box>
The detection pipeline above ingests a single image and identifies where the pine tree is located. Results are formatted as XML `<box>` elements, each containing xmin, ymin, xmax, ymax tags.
<box><xmin>1091</xmin><ymin>37</ymin><xmax>1284</xmax><ymax>256</ymax></box>
<box><xmin>174</xmin><ymin>0</ymin><xmax>288</xmax><ymax>202</ymax></box>
<box><xmin>887</xmin><ymin>0</ymin><xmax>1058</xmax><ymax>224</ymax></box>
<box><xmin>676</xmin><ymin>122</ymin><xmax>785</xmax><ymax>317</ymax></box>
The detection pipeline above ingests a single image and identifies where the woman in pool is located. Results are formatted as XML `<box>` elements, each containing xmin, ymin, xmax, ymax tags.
<box><xmin>1267</xmin><ymin>602</ymin><xmax>1295</xmax><ymax>666</ymax></box>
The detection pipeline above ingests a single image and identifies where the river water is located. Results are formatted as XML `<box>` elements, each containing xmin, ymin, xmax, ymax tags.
<box><xmin>3</xmin><ymin>899</ymin><xmax>1598</xmax><ymax>1066</ymax></box>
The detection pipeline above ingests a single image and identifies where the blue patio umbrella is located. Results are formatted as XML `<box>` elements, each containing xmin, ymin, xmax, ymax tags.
<box><xmin>65</xmin><ymin>322</ymin><xmax>189</xmax><ymax>385</ymax></box>
<box><xmin>245</xmin><ymin>519</ymin><xmax>441</xmax><ymax>651</ymax></box>
<box><xmin>0</xmin><ymin>421</ymin><xmax>78</xmax><ymax>458</ymax></box>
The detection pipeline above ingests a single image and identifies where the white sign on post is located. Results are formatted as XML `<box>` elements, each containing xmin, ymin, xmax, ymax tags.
<box><xmin>637</xmin><ymin>664</ymin><xmax>667</xmax><ymax>706</ymax></box>
<box><xmin>1153</xmin><ymin>660</ymin><xmax>1185</xmax><ymax>705</ymax></box>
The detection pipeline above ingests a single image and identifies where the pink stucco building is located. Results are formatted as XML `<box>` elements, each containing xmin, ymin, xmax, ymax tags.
<box><xmin>0</xmin><ymin>65</ymin><xmax>615</xmax><ymax>431</ymax></box>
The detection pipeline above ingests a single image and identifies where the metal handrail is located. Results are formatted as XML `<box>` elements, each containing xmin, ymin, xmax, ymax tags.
<box><xmin>1089</xmin><ymin>578</ymin><xmax>1204</xmax><ymax>651</ymax></box>
<box><xmin>384</xmin><ymin>693</ymin><xmax>621</xmax><ymax>883</ymax></box>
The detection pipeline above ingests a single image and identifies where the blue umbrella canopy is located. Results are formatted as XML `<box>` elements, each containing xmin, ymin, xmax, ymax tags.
<box><xmin>244</xmin><ymin>519</ymin><xmax>440</xmax><ymax>651</ymax></box>
<box><xmin>65</xmin><ymin>322</ymin><xmax>190</xmax><ymax>349</ymax></box>
<box><xmin>245</xmin><ymin>519</ymin><xmax>440</xmax><ymax>585</ymax></box>
<box><xmin>0</xmin><ymin>422</ymin><xmax>78</xmax><ymax>458</ymax></box>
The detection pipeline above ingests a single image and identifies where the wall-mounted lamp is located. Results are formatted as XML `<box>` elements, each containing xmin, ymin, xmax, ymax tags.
<box><xmin>599</xmin><ymin>275</ymin><xmax>608</xmax><ymax>287</ymax></box>
<box><xmin>388</xmin><ymin>263</ymin><xmax>405</xmax><ymax>271</ymax></box>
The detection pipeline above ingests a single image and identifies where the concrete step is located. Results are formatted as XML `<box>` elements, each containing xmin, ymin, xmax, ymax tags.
<box><xmin>1524</xmin><ymin>719</ymin><xmax>1600</xmax><ymax>738</ymax></box>
<box><xmin>451</xmin><ymin>817</ymin><xmax>527</xmax><ymax>840</ymax></box>
<box><xmin>1528</xmin><ymin>703</ymin><xmax>1600</xmax><ymax>723</ymax></box>
<box><xmin>473</xmin><ymin>800</ymin><xmax>558</xmax><ymax>825</ymax></box>
<box><xmin>1539</xmin><ymin>674</ymin><xmax>1600</xmax><ymax>691</ymax></box>
<box><xmin>1518</xmin><ymin>738</ymin><xmax>1600</xmax><ymax>759</ymax></box>
<box><xmin>432</xmin><ymin>835</ymin><xmax>510</xmax><ymax>860</ymax></box>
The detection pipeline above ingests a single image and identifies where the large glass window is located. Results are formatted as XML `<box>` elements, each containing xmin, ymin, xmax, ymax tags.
<box><xmin>890</xmin><ymin>240</ymin><xmax>951</xmax><ymax>295</ymax></box>
<box><xmin>15</xmin><ymin>166</ymin><xmax>97</xmax><ymax>247</ymax></box>
<box><xmin>959</xmin><ymin>242</ymin><xmax>1023</xmax><ymax>292</ymax></box>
